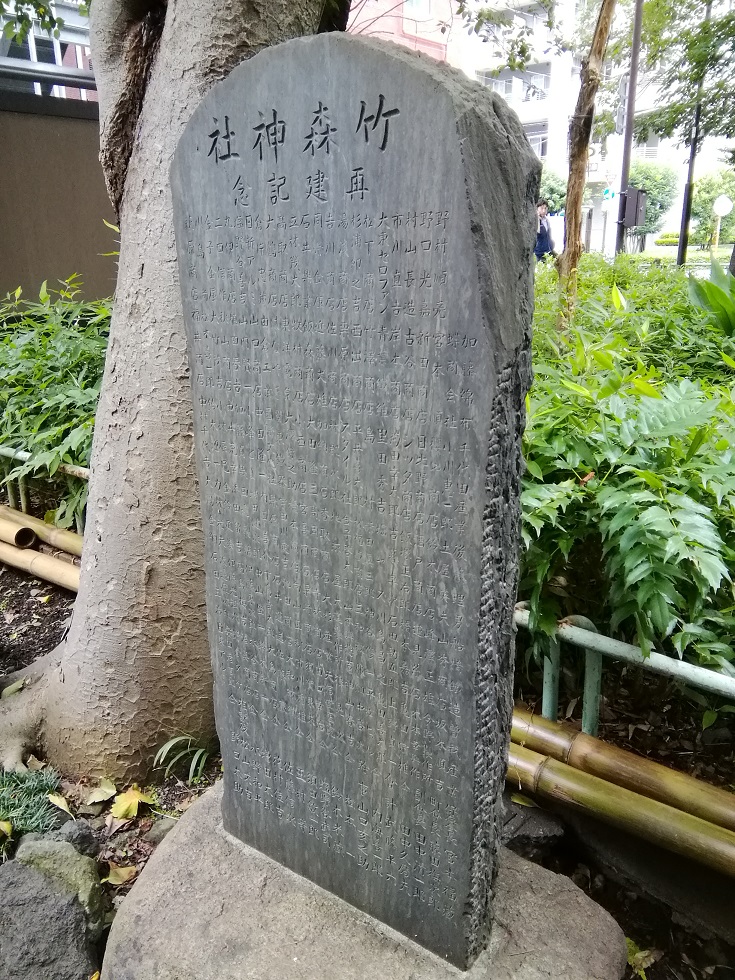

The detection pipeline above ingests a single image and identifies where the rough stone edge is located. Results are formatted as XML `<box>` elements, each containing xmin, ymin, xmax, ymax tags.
<box><xmin>170</xmin><ymin>33</ymin><xmax>540</xmax><ymax>968</ymax></box>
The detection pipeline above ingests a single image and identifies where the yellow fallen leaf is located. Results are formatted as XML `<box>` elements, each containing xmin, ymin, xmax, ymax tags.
<box><xmin>86</xmin><ymin>777</ymin><xmax>117</xmax><ymax>805</ymax></box>
<box><xmin>1</xmin><ymin>678</ymin><xmax>26</xmax><ymax>699</ymax></box>
<box><xmin>103</xmin><ymin>862</ymin><xmax>138</xmax><ymax>886</ymax></box>
<box><xmin>110</xmin><ymin>785</ymin><xmax>154</xmax><ymax>819</ymax></box>
<box><xmin>0</xmin><ymin>820</ymin><xmax>12</xmax><ymax>837</ymax></box>
<box><xmin>48</xmin><ymin>793</ymin><xmax>73</xmax><ymax>816</ymax></box>
<box><xmin>89</xmin><ymin>972</ymin><xmax>101</xmax><ymax>980</ymax></box>
<box><xmin>26</xmin><ymin>755</ymin><xmax>46</xmax><ymax>771</ymax></box>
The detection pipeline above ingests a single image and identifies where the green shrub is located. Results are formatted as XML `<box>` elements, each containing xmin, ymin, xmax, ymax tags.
<box><xmin>0</xmin><ymin>769</ymin><xmax>62</xmax><ymax>856</ymax></box>
<box><xmin>688</xmin><ymin>262</ymin><xmax>735</xmax><ymax>336</ymax></box>
<box><xmin>0</xmin><ymin>277</ymin><xmax>111</xmax><ymax>527</ymax></box>
<box><xmin>654</xmin><ymin>232</ymin><xmax>679</xmax><ymax>246</ymax></box>
<box><xmin>524</xmin><ymin>255</ymin><xmax>735</xmax><ymax>673</ymax></box>
<box><xmin>628</xmin><ymin>161</ymin><xmax>678</xmax><ymax>237</ymax></box>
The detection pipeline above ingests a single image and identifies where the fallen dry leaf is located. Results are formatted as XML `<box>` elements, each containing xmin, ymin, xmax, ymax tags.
<box><xmin>111</xmin><ymin>786</ymin><xmax>154</xmax><ymax>819</ymax></box>
<box><xmin>48</xmin><ymin>793</ymin><xmax>72</xmax><ymax>817</ymax></box>
<box><xmin>1</xmin><ymin>678</ymin><xmax>26</xmax><ymax>699</ymax></box>
<box><xmin>104</xmin><ymin>813</ymin><xmax>132</xmax><ymax>836</ymax></box>
<box><xmin>103</xmin><ymin>862</ymin><xmax>138</xmax><ymax>886</ymax></box>
<box><xmin>86</xmin><ymin>777</ymin><xmax>117</xmax><ymax>805</ymax></box>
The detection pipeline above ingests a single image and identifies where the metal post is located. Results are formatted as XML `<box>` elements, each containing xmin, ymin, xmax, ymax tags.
<box><xmin>582</xmin><ymin>649</ymin><xmax>603</xmax><ymax>736</ymax></box>
<box><xmin>542</xmin><ymin>637</ymin><xmax>561</xmax><ymax>722</ymax></box>
<box><xmin>615</xmin><ymin>0</ymin><xmax>644</xmax><ymax>254</ymax></box>
<box><xmin>677</xmin><ymin>1</ymin><xmax>712</xmax><ymax>266</ymax></box>
<box><xmin>711</xmin><ymin>214</ymin><xmax>722</xmax><ymax>259</ymax></box>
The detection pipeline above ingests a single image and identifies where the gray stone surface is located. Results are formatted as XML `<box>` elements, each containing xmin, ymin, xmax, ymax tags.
<box><xmin>500</xmin><ymin>792</ymin><xmax>565</xmax><ymax>861</ymax></box>
<box><xmin>0</xmin><ymin>860</ymin><xmax>99</xmax><ymax>980</ymax></box>
<box><xmin>15</xmin><ymin>837</ymin><xmax>105</xmax><ymax>939</ymax></box>
<box><xmin>48</xmin><ymin>818</ymin><xmax>101</xmax><ymax>857</ymax></box>
<box><xmin>101</xmin><ymin>783</ymin><xmax>626</xmax><ymax>980</ymax></box>
<box><xmin>143</xmin><ymin>815</ymin><xmax>178</xmax><ymax>845</ymax></box>
<box><xmin>171</xmin><ymin>33</ymin><xmax>538</xmax><ymax>969</ymax></box>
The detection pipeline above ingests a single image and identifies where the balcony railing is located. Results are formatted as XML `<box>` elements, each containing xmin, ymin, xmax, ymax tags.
<box><xmin>0</xmin><ymin>55</ymin><xmax>96</xmax><ymax>91</ymax></box>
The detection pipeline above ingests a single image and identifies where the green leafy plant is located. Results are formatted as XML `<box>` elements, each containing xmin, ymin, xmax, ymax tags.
<box><xmin>0</xmin><ymin>276</ymin><xmax>110</xmax><ymax>527</ymax></box>
<box><xmin>654</xmin><ymin>232</ymin><xmax>680</xmax><ymax>246</ymax></box>
<box><xmin>628</xmin><ymin>161</ymin><xmax>679</xmax><ymax>238</ymax></box>
<box><xmin>691</xmin><ymin>170</ymin><xmax>735</xmax><ymax>248</ymax></box>
<box><xmin>539</xmin><ymin>166</ymin><xmax>568</xmax><ymax>214</ymax></box>
<box><xmin>625</xmin><ymin>937</ymin><xmax>661</xmax><ymax>979</ymax></box>
<box><xmin>0</xmin><ymin>768</ymin><xmax>63</xmax><ymax>857</ymax></box>
<box><xmin>688</xmin><ymin>261</ymin><xmax>735</xmax><ymax>336</ymax></box>
<box><xmin>523</xmin><ymin>255</ymin><xmax>735</xmax><ymax>672</ymax></box>
<box><xmin>153</xmin><ymin>735</ymin><xmax>213</xmax><ymax>784</ymax></box>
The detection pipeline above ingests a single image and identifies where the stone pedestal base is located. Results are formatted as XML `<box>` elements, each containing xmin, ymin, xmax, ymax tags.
<box><xmin>101</xmin><ymin>784</ymin><xmax>626</xmax><ymax>980</ymax></box>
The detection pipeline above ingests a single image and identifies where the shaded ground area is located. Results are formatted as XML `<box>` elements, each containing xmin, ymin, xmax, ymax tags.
<box><xmin>0</xmin><ymin>566</ymin><xmax>74</xmax><ymax>673</ymax></box>
<box><xmin>531</xmin><ymin>832</ymin><xmax>735</xmax><ymax>980</ymax></box>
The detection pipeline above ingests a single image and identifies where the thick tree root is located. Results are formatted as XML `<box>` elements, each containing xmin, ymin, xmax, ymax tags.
<box><xmin>0</xmin><ymin>664</ymin><xmax>50</xmax><ymax>771</ymax></box>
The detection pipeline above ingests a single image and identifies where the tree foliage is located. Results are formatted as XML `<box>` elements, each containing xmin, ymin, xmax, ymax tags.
<box><xmin>0</xmin><ymin>1</ymin><xmax>63</xmax><ymax>41</ymax></box>
<box><xmin>540</xmin><ymin>167</ymin><xmax>567</xmax><ymax>214</ymax></box>
<box><xmin>635</xmin><ymin>0</ymin><xmax>735</xmax><ymax>150</ymax></box>
<box><xmin>454</xmin><ymin>0</ymin><xmax>559</xmax><ymax>73</ymax></box>
<box><xmin>628</xmin><ymin>160</ymin><xmax>678</xmax><ymax>236</ymax></box>
<box><xmin>691</xmin><ymin>169</ymin><xmax>735</xmax><ymax>246</ymax></box>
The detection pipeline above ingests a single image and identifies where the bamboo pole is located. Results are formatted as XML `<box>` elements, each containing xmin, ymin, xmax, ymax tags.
<box><xmin>0</xmin><ymin>445</ymin><xmax>90</xmax><ymax>482</ymax></box>
<box><xmin>0</xmin><ymin>518</ymin><xmax>37</xmax><ymax>550</ymax></box>
<box><xmin>0</xmin><ymin>506</ymin><xmax>83</xmax><ymax>557</ymax></box>
<box><xmin>0</xmin><ymin>540</ymin><xmax>79</xmax><ymax>592</ymax></box>
<box><xmin>512</xmin><ymin>706</ymin><xmax>735</xmax><ymax>833</ymax></box>
<box><xmin>507</xmin><ymin>743</ymin><xmax>735</xmax><ymax>877</ymax></box>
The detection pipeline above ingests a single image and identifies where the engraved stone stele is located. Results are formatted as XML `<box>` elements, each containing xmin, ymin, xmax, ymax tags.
<box><xmin>171</xmin><ymin>33</ymin><xmax>539</xmax><ymax>970</ymax></box>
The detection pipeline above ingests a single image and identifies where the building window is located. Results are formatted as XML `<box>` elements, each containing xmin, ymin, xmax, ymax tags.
<box><xmin>404</xmin><ymin>0</ymin><xmax>432</xmax><ymax>13</ymax></box>
<box><xmin>634</xmin><ymin>133</ymin><xmax>659</xmax><ymax>160</ymax></box>
<box><xmin>524</xmin><ymin>123</ymin><xmax>548</xmax><ymax>159</ymax></box>
<box><xmin>476</xmin><ymin>72</ymin><xmax>513</xmax><ymax>97</ymax></box>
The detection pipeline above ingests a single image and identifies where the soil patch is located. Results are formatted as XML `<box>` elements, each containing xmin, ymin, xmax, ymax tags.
<box><xmin>0</xmin><ymin>566</ymin><xmax>74</xmax><ymax>674</ymax></box>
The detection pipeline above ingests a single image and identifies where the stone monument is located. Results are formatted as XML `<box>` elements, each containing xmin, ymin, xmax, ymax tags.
<box><xmin>171</xmin><ymin>33</ymin><xmax>538</xmax><ymax>970</ymax></box>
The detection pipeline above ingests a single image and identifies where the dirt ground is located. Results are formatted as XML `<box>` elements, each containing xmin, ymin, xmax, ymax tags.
<box><xmin>0</xmin><ymin>565</ymin><xmax>74</xmax><ymax>673</ymax></box>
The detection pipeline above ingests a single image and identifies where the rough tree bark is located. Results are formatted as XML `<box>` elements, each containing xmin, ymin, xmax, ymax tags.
<box><xmin>557</xmin><ymin>0</ymin><xmax>617</xmax><ymax>319</ymax></box>
<box><xmin>0</xmin><ymin>0</ymin><xmax>331</xmax><ymax>780</ymax></box>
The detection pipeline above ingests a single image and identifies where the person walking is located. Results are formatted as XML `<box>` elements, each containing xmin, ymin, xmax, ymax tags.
<box><xmin>534</xmin><ymin>199</ymin><xmax>555</xmax><ymax>262</ymax></box>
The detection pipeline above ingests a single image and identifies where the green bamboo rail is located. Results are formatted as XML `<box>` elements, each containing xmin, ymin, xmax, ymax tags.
<box><xmin>508</xmin><ymin>742</ymin><xmax>735</xmax><ymax>877</ymax></box>
<box><xmin>512</xmin><ymin>706</ymin><xmax>735</xmax><ymax>833</ymax></box>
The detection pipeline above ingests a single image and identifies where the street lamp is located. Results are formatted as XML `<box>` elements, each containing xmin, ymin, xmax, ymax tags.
<box><xmin>712</xmin><ymin>194</ymin><xmax>733</xmax><ymax>257</ymax></box>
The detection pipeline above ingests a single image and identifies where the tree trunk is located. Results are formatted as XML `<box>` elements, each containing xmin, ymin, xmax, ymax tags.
<box><xmin>557</xmin><ymin>0</ymin><xmax>617</xmax><ymax>320</ymax></box>
<box><xmin>37</xmin><ymin>0</ymin><xmax>328</xmax><ymax>781</ymax></box>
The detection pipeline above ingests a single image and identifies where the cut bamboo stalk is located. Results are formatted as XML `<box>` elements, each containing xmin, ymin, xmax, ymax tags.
<box><xmin>0</xmin><ymin>518</ymin><xmax>37</xmax><ymax>550</ymax></box>
<box><xmin>507</xmin><ymin>742</ymin><xmax>735</xmax><ymax>878</ymax></box>
<box><xmin>512</xmin><ymin>705</ymin><xmax>735</xmax><ymax>833</ymax></box>
<box><xmin>0</xmin><ymin>539</ymin><xmax>79</xmax><ymax>592</ymax></box>
<box><xmin>0</xmin><ymin>506</ymin><xmax>83</xmax><ymax>557</ymax></box>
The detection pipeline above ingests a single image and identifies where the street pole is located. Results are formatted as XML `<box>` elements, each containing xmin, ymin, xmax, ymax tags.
<box><xmin>615</xmin><ymin>0</ymin><xmax>644</xmax><ymax>254</ymax></box>
<box><xmin>677</xmin><ymin>0</ymin><xmax>712</xmax><ymax>267</ymax></box>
